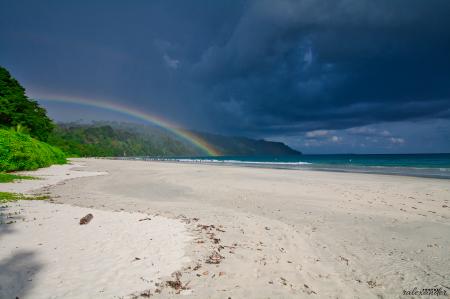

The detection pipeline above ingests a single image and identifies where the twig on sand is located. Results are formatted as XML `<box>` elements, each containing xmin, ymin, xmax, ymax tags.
<box><xmin>138</xmin><ymin>217</ymin><xmax>152</xmax><ymax>221</ymax></box>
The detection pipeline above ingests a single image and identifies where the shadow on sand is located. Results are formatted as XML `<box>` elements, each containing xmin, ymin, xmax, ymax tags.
<box><xmin>0</xmin><ymin>204</ymin><xmax>43</xmax><ymax>298</ymax></box>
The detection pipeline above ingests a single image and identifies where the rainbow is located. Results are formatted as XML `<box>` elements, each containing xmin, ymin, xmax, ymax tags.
<box><xmin>37</xmin><ymin>96</ymin><xmax>221</xmax><ymax>156</ymax></box>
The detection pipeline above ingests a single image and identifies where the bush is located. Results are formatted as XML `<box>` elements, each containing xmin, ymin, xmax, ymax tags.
<box><xmin>0</xmin><ymin>129</ymin><xmax>66</xmax><ymax>172</ymax></box>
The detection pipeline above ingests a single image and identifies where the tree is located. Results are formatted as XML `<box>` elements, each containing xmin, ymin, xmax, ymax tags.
<box><xmin>0</xmin><ymin>66</ymin><xmax>54</xmax><ymax>141</ymax></box>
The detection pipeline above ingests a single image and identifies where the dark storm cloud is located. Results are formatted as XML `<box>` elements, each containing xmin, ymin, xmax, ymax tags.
<box><xmin>0</xmin><ymin>0</ymin><xmax>246</xmax><ymax>127</ymax></box>
<box><xmin>189</xmin><ymin>0</ymin><xmax>450</xmax><ymax>134</ymax></box>
<box><xmin>0</xmin><ymin>0</ymin><xmax>449</xmax><ymax>151</ymax></box>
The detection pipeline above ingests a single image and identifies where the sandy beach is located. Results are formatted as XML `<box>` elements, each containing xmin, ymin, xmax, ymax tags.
<box><xmin>1</xmin><ymin>158</ymin><xmax>449</xmax><ymax>298</ymax></box>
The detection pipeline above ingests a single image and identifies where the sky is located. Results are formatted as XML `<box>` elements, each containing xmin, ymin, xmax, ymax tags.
<box><xmin>1</xmin><ymin>0</ymin><xmax>449</xmax><ymax>154</ymax></box>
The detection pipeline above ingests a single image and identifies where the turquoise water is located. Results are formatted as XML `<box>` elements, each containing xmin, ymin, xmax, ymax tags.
<box><xmin>130</xmin><ymin>153</ymin><xmax>450</xmax><ymax>179</ymax></box>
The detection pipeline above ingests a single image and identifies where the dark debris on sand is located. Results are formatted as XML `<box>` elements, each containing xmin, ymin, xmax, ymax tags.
<box><xmin>79</xmin><ymin>213</ymin><xmax>93</xmax><ymax>225</ymax></box>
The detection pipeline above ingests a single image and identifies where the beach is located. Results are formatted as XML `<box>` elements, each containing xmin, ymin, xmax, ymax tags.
<box><xmin>1</xmin><ymin>158</ymin><xmax>449</xmax><ymax>298</ymax></box>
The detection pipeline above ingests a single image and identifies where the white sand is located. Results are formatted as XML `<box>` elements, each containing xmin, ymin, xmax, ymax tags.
<box><xmin>0</xmin><ymin>161</ymin><xmax>107</xmax><ymax>194</ymax></box>
<box><xmin>48</xmin><ymin>158</ymin><xmax>450</xmax><ymax>298</ymax></box>
<box><xmin>1</xmin><ymin>158</ymin><xmax>450</xmax><ymax>298</ymax></box>
<box><xmin>0</xmin><ymin>201</ymin><xmax>191</xmax><ymax>299</ymax></box>
<box><xmin>0</xmin><ymin>161</ymin><xmax>192</xmax><ymax>298</ymax></box>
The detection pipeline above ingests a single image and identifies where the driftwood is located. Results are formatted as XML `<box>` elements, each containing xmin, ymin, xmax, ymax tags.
<box><xmin>79</xmin><ymin>213</ymin><xmax>93</xmax><ymax>225</ymax></box>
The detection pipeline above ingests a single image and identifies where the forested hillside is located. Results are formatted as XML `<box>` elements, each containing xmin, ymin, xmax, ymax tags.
<box><xmin>199</xmin><ymin>132</ymin><xmax>302</xmax><ymax>156</ymax></box>
<box><xmin>48</xmin><ymin>123</ymin><xmax>199</xmax><ymax>157</ymax></box>
<box><xmin>48</xmin><ymin>122</ymin><xmax>302</xmax><ymax>157</ymax></box>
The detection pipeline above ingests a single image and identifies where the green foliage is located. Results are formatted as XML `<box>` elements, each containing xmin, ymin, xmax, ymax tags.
<box><xmin>0</xmin><ymin>129</ymin><xmax>66</xmax><ymax>172</ymax></box>
<box><xmin>48</xmin><ymin>123</ymin><xmax>200</xmax><ymax>157</ymax></box>
<box><xmin>0</xmin><ymin>191</ymin><xmax>49</xmax><ymax>204</ymax></box>
<box><xmin>0</xmin><ymin>66</ymin><xmax>54</xmax><ymax>141</ymax></box>
<box><xmin>47</xmin><ymin>122</ymin><xmax>302</xmax><ymax>157</ymax></box>
<box><xmin>0</xmin><ymin>191</ymin><xmax>25</xmax><ymax>203</ymax></box>
<box><xmin>11</xmin><ymin>123</ymin><xmax>30</xmax><ymax>135</ymax></box>
<box><xmin>0</xmin><ymin>173</ymin><xmax>36</xmax><ymax>183</ymax></box>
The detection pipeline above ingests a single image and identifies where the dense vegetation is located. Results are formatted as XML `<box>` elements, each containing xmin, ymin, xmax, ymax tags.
<box><xmin>48</xmin><ymin>123</ymin><xmax>199</xmax><ymax>157</ymax></box>
<box><xmin>48</xmin><ymin>122</ymin><xmax>302</xmax><ymax>157</ymax></box>
<box><xmin>0</xmin><ymin>66</ymin><xmax>66</xmax><ymax>172</ymax></box>
<box><xmin>0</xmin><ymin>129</ymin><xmax>66</xmax><ymax>172</ymax></box>
<box><xmin>0</xmin><ymin>66</ymin><xmax>54</xmax><ymax>141</ymax></box>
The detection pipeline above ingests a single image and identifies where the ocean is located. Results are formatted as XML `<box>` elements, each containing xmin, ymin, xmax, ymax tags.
<box><xmin>125</xmin><ymin>153</ymin><xmax>450</xmax><ymax>179</ymax></box>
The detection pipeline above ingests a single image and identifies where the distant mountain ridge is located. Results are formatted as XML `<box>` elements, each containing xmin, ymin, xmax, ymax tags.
<box><xmin>197</xmin><ymin>132</ymin><xmax>301</xmax><ymax>156</ymax></box>
<box><xmin>48</xmin><ymin>122</ymin><xmax>301</xmax><ymax>157</ymax></box>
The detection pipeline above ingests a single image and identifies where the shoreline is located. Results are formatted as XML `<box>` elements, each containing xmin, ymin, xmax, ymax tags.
<box><xmin>100</xmin><ymin>157</ymin><xmax>450</xmax><ymax>180</ymax></box>
<box><xmin>1</xmin><ymin>158</ymin><xmax>449</xmax><ymax>298</ymax></box>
